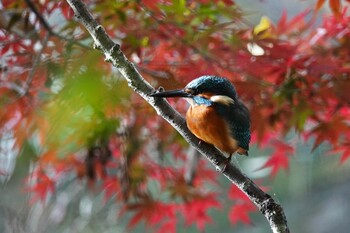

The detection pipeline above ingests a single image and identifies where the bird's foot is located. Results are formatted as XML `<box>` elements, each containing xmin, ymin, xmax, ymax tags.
<box><xmin>218</xmin><ymin>154</ymin><xmax>232</xmax><ymax>172</ymax></box>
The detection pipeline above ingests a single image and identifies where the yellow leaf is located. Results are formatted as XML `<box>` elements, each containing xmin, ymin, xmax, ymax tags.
<box><xmin>253</xmin><ymin>16</ymin><xmax>273</xmax><ymax>39</ymax></box>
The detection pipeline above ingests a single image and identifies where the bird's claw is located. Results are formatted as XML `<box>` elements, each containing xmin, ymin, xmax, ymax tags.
<box><xmin>218</xmin><ymin>154</ymin><xmax>232</xmax><ymax>172</ymax></box>
<box><xmin>155</xmin><ymin>87</ymin><xmax>164</xmax><ymax>93</ymax></box>
<box><xmin>150</xmin><ymin>87</ymin><xmax>165</xmax><ymax>97</ymax></box>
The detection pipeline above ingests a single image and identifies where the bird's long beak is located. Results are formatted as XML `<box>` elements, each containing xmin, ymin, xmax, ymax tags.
<box><xmin>150</xmin><ymin>89</ymin><xmax>192</xmax><ymax>98</ymax></box>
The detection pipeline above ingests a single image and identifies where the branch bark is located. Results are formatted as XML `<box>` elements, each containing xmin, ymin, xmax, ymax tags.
<box><xmin>65</xmin><ymin>1</ymin><xmax>290</xmax><ymax>232</ymax></box>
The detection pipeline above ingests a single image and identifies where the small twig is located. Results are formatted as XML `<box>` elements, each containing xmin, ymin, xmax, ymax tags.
<box><xmin>65</xmin><ymin>1</ymin><xmax>290</xmax><ymax>232</ymax></box>
<box><xmin>134</xmin><ymin>65</ymin><xmax>171</xmax><ymax>79</ymax></box>
<box><xmin>24</xmin><ymin>0</ymin><xmax>90</xmax><ymax>49</ymax></box>
<box><xmin>22</xmin><ymin>33</ymin><xmax>50</xmax><ymax>96</ymax></box>
<box><xmin>0</xmin><ymin>83</ymin><xmax>25</xmax><ymax>96</ymax></box>
<box><xmin>24</xmin><ymin>0</ymin><xmax>52</xmax><ymax>33</ymax></box>
<box><xmin>0</xmin><ymin>34</ymin><xmax>49</xmax><ymax>103</ymax></box>
<box><xmin>184</xmin><ymin>146</ymin><xmax>201</xmax><ymax>185</ymax></box>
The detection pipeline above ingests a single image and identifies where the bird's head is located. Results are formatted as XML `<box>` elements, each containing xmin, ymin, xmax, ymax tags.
<box><xmin>150</xmin><ymin>75</ymin><xmax>237</xmax><ymax>106</ymax></box>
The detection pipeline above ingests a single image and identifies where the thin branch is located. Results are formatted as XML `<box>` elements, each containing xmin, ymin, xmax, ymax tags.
<box><xmin>184</xmin><ymin>146</ymin><xmax>201</xmax><ymax>185</ymax></box>
<box><xmin>65</xmin><ymin>0</ymin><xmax>290</xmax><ymax>232</ymax></box>
<box><xmin>24</xmin><ymin>0</ymin><xmax>52</xmax><ymax>33</ymax></box>
<box><xmin>0</xmin><ymin>83</ymin><xmax>25</xmax><ymax>95</ymax></box>
<box><xmin>135</xmin><ymin>65</ymin><xmax>171</xmax><ymax>79</ymax></box>
<box><xmin>24</xmin><ymin>0</ymin><xmax>90</xmax><ymax>49</ymax></box>
<box><xmin>22</xmin><ymin>33</ymin><xmax>50</xmax><ymax>96</ymax></box>
<box><xmin>0</xmin><ymin>34</ymin><xmax>49</xmax><ymax>102</ymax></box>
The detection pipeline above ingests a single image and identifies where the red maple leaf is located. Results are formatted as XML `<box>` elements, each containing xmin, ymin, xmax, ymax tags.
<box><xmin>329</xmin><ymin>143</ymin><xmax>350</xmax><ymax>164</ymax></box>
<box><xmin>308</xmin><ymin>115</ymin><xmax>348</xmax><ymax>150</ymax></box>
<box><xmin>26</xmin><ymin>170</ymin><xmax>55</xmax><ymax>203</ymax></box>
<box><xmin>58</xmin><ymin>1</ymin><xmax>74</xmax><ymax>19</ymax></box>
<box><xmin>276</xmin><ymin>10</ymin><xmax>309</xmax><ymax>35</ymax></box>
<box><xmin>229</xmin><ymin>202</ymin><xmax>256</xmax><ymax>225</ymax></box>
<box><xmin>102</xmin><ymin>177</ymin><xmax>120</xmax><ymax>202</ymax></box>
<box><xmin>229</xmin><ymin>184</ymin><xmax>250</xmax><ymax>202</ymax></box>
<box><xmin>260</xmin><ymin>140</ymin><xmax>295</xmax><ymax>177</ymax></box>
<box><xmin>127</xmin><ymin>199</ymin><xmax>177</xmax><ymax>232</ymax></box>
<box><xmin>340</xmin><ymin>147</ymin><xmax>350</xmax><ymax>164</ymax></box>
<box><xmin>340</xmin><ymin>146</ymin><xmax>350</xmax><ymax>163</ymax></box>
<box><xmin>181</xmin><ymin>194</ymin><xmax>221</xmax><ymax>231</ymax></box>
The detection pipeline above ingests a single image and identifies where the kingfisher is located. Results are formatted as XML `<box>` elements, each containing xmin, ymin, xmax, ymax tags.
<box><xmin>150</xmin><ymin>75</ymin><xmax>251</xmax><ymax>164</ymax></box>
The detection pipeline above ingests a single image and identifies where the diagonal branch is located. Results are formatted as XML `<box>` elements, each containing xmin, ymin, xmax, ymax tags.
<box><xmin>65</xmin><ymin>0</ymin><xmax>290</xmax><ymax>232</ymax></box>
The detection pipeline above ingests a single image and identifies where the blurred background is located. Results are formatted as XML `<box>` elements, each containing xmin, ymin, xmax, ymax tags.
<box><xmin>2</xmin><ymin>135</ymin><xmax>350</xmax><ymax>233</ymax></box>
<box><xmin>1</xmin><ymin>0</ymin><xmax>350</xmax><ymax>233</ymax></box>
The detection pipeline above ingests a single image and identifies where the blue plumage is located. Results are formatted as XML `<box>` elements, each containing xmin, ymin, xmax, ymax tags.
<box><xmin>192</xmin><ymin>95</ymin><xmax>212</xmax><ymax>106</ymax></box>
<box><xmin>151</xmin><ymin>75</ymin><xmax>251</xmax><ymax>160</ymax></box>
<box><xmin>186</xmin><ymin>75</ymin><xmax>238</xmax><ymax>99</ymax></box>
<box><xmin>207</xmin><ymin>77</ymin><xmax>251</xmax><ymax>152</ymax></box>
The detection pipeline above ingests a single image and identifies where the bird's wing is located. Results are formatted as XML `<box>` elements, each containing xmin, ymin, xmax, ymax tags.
<box><xmin>216</xmin><ymin>101</ymin><xmax>251</xmax><ymax>150</ymax></box>
<box><xmin>231</xmin><ymin>125</ymin><xmax>251</xmax><ymax>150</ymax></box>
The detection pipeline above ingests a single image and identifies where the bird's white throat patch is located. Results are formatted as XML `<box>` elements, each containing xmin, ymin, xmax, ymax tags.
<box><xmin>184</xmin><ymin>94</ymin><xmax>234</xmax><ymax>106</ymax></box>
<box><xmin>210</xmin><ymin>95</ymin><xmax>234</xmax><ymax>105</ymax></box>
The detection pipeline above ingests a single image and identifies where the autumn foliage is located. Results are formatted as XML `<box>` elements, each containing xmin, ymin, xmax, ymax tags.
<box><xmin>1</xmin><ymin>0</ymin><xmax>350</xmax><ymax>231</ymax></box>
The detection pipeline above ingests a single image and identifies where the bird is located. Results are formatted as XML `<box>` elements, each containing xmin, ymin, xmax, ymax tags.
<box><xmin>150</xmin><ymin>75</ymin><xmax>251</xmax><ymax>165</ymax></box>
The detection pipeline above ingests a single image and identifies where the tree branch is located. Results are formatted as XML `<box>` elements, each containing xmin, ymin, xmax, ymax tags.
<box><xmin>65</xmin><ymin>0</ymin><xmax>290</xmax><ymax>232</ymax></box>
<box><xmin>25</xmin><ymin>0</ymin><xmax>90</xmax><ymax>49</ymax></box>
<box><xmin>22</xmin><ymin>33</ymin><xmax>50</xmax><ymax>96</ymax></box>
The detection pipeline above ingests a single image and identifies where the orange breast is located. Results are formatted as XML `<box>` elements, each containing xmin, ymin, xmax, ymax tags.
<box><xmin>186</xmin><ymin>105</ymin><xmax>239</xmax><ymax>154</ymax></box>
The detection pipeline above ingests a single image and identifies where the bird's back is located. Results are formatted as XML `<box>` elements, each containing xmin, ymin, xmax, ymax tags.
<box><xmin>215</xmin><ymin>99</ymin><xmax>250</xmax><ymax>153</ymax></box>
